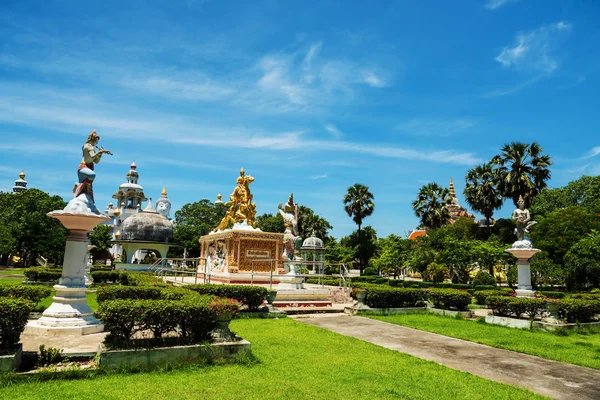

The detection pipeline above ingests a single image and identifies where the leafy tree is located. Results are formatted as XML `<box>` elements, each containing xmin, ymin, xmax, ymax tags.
<box><xmin>406</xmin><ymin>237</ymin><xmax>436</xmax><ymax>274</ymax></box>
<box><xmin>88</xmin><ymin>224</ymin><xmax>113</xmax><ymax>263</ymax></box>
<box><xmin>530</xmin><ymin>206</ymin><xmax>600</xmax><ymax>264</ymax></box>
<box><xmin>412</xmin><ymin>183</ymin><xmax>451</xmax><ymax>230</ymax></box>
<box><xmin>0</xmin><ymin>189</ymin><xmax>68</xmax><ymax>266</ymax></box>
<box><xmin>531</xmin><ymin>175</ymin><xmax>600</xmax><ymax>216</ymax></box>
<box><xmin>464</xmin><ymin>163</ymin><xmax>503</xmax><ymax>236</ymax></box>
<box><xmin>372</xmin><ymin>234</ymin><xmax>412</xmax><ymax>278</ymax></box>
<box><xmin>340</xmin><ymin>226</ymin><xmax>377</xmax><ymax>269</ymax></box>
<box><xmin>0</xmin><ymin>223</ymin><xmax>16</xmax><ymax>263</ymax></box>
<box><xmin>489</xmin><ymin>218</ymin><xmax>517</xmax><ymax>245</ymax></box>
<box><xmin>564</xmin><ymin>231</ymin><xmax>600</xmax><ymax>289</ymax></box>
<box><xmin>490</xmin><ymin>141</ymin><xmax>552</xmax><ymax>207</ymax></box>
<box><xmin>171</xmin><ymin>199</ymin><xmax>227</xmax><ymax>257</ymax></box>
<box><xmin>297</xmin><ymin>206</ymin><xmax>333</xmax><ymax>242</ymax></box>
<box><xmin>439</xmin><ymin>217</ymin><xmax>479</xmax><ymax>241</ymax></box>
<box><xmin>529</xmin><ymin>251</ymin><xmax>564</xmax><ymax>287</ymax></box>
<box><xmin>255</xmin><ymin>213</ymin><xmax>284</xmax><ymax>233</ymax></box>
<box><xmin>474</xmin><ymin>240</ymin><xmax>510</xmax><ymax>276</ymax></box>
<box><xmin>439</xmin><ymin>239</ymin><xmax>479</xmax><ymax>284</ymax></box>
<box><xmin>423</xmin><ymin>262</ymin><xmax>449</xmax><ymax>283</ymax></box>
<box><xmin>343</xmin><ymin>183</ymin><xmax>375</xmax><ymax>271</ymax></box>
<box><xmin>324</xmin><ymin>237</ymin><xmax>355</xmax><ymax>265</ymax></box>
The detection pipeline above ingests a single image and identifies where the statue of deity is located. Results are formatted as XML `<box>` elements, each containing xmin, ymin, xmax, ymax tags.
<box><xmin>74</xmin><ymin>130</ymin><xmax>112</xmax><ymax>204</ymax></box>
<box><xmin>278</xmin><ymin>193</ymin><xmax>303</xmax><ymax>261</ymax></box>
<box><xmin>213</xmin><ymin>168</ymin><xmax>258</xmax><ymax>231</ymax></box>
<box><xmin>512</xmin><ymin>196</ymin><xmax>536</xmax><ymax>241</ymax></box>
<box><xmin>156</xmin><ymin>187</ymin><xmax>172</xmax><ymax>219</ymax></box>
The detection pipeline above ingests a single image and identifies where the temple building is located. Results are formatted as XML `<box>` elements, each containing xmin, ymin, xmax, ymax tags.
<box><xmin>12</xmin><ymin>171</ymin><xmax>28</xmax><ymax>193</ymax></box>
<box><xmin>445</xmin><ymin>178</ymin><xmax>475</xmax><ymax>223</ymax></box>
<box><xmin>103</xmin><ymin>162</ymin><xmax>174</xmax><ymax>267</ymax></box>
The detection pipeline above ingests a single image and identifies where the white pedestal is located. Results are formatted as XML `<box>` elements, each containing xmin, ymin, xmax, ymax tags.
<box><xmin>506</xmin><ymin>244</ymin><xmax>540</xmax><ymax>298</ymax></box>
<box><xmin>277</xmin><ymin>274</ymin><xmax>304</xmax><ymax>290</ymax></box>
<box><xmin>27</xmin><ymin>211</ymin><xmax>108</xmax><ymax>335</ymax></box>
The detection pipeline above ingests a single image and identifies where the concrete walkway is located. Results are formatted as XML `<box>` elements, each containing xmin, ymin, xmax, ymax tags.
<box><xmin>293</xmin><ymin>314</ymin><xmax>600</xmax><ymax>400</ymax></box>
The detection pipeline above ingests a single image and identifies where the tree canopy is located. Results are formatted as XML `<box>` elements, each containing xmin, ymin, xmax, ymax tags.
<box><xmin>412</xmin><ymin>183</ymin><xmax>450</xmax><ymax>230</ymax></box>
<box><xmin>531</xmin><ymin>175</ymin><xmax>600</xmax><ymax>216</ymax></box>
<box><xmin>171</xmin><ymin>199</ymin><xmax>227</xmax><ymax>257</ymax></box>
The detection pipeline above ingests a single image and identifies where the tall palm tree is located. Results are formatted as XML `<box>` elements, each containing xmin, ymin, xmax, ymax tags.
<box><xmin>343</xmin><ymin>183</ymin><xmax>375</xmax><ymax>271</ymax></box>
<box><xmin>464</xmin><ymin>163</ymin><xmax>503</xmax><ymax>235</ymax></box>
<box><xmin>490</xmin><ymin>142</ymin><xmax>552</xmax><ymax>207</ymax></box>
<box><xmin>412</xmin><ymin>183</ymin><xmax>451</xmax><ymax>230</ymax></box>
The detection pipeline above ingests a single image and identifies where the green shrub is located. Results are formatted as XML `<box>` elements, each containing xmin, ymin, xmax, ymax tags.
<box><xmin>90</xmin><ymin>271</ymin><xmax>121</xmax><ymax>284</ymax></box>
<box><xmin>37</xmin><ymin>344</ymin><xmax>64</xmax><ymax>367</ymax></box>
<box><xmin>185</xmin><ymin>284</ymin><xmax>267</xmax><ymax>310</ymax></box>
<box><xmin>403</xmin><ymin>281</ymin><xmax>433</xmax><ymax>289</ymax></box>
<box><xmin>0</xmin><ymin>298</ymin><xmax>32</xmax><ymax>353</ymax></box>
<box><xmin>486</xmin><ymin>296</ymin><xmax>546</xmax><ymax>319</ymax></box>
<box><xmin>90</xmin><ymin>265</ymin><xmax>113</xmax><ymax>273</ymax></box>
<box><xmin>558</xmin><ymin>299</ymin><xmax>600</xmax><ymax>323</ymax></box>
<box><xmin>473</xmin><ymin>289</ymin><xmax>511</xmax><ymax>305</ymax></box>
<box><xmin>304</xmin><ymin>277</ymin><xmax>343</xmax><ymax>286</ymax></box>
<box><xmin>0</xmin><ymin>285</ymin><xmax>52</xmax><ymax>305</ymax></box>
<box><xmin>362</xmin><ymin>267</ymin><xmax>379</xmax><ymax>276</ymax></box>
<box><xmin>95</xmin><ymin>295</ymin><xmax>220</xmax><ymax>348</ymax></box>
<box><xmin>473</xmin><ymin>285</ymin><xmax>496</xmax><ymax>291</ymax></box>
<box><xmin>566</xmin><ymin>293</ymin><xmax>600</xmax><ymax>300</ymax></box>
<box><xmin>351</xmin><ymin>276</ymin><xmax>388</xmax><ymax>284</ymax></box>
<box><xmin>427</xmin><ymin>289</ymin><xmax>472</xmax><ymax>311</ymax></box>
<box><xmin>96</xmin><ymin>286</ymin><xmax>164</xmax><ymax>303</ymax></box>
<box><xmin>362</xmin><ymin>287</ymin><xmax>427</xmax><ymax>308</ymax></box>
<box><xmin>118</xmin><ymin>271</ymin><xmax>166</xmax><ymax>287</ymax></box>
<box><xmin>24</xmin><ymin>267</ymin><xmax>62</xmax><ymax>282</ymax></box>
<box><xmin>472</xmin><ymin>271</ymin><xmax>496</xmax><ymax>287</ymax></box>
<box><xmin>422</xmin><ymin>263</ymin><xmax>449</xmax><ymax>283</ymax></box>
<box><xmin>537</xmin><ymin>291</ymin><xmax>567</xmax><ymax>299</ymax></box>
<box><xmin>388</xmin><ymin>280</ymin><xmax>403</xmax><ymax>287</ymax></box>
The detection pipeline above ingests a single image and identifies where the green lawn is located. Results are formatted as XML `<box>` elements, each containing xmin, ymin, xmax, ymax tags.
<box><xmin>368</xmin><ymin>313</ymin><xmax>600</xmax><ymax>370</ymax></box>
<box><xmin>0</xmin><ymin>277</ymin><xmax>25</xmax><ymax>286</ymax></box>
<box><xmin>0</xmin><ymin>268</ymin><xmax>24</xmax><ymax>275</ymax></box>
<box><xmin>1</xmin><ymin>318</ymin><xmax>545</xmax><ymax>400</ymax></box>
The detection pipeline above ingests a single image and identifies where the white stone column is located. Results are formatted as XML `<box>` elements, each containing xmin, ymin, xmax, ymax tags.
<box><xmin>505</xmin><ymin>246</ymin><xmax>540</xmax><ymax>298</ymax></box>
<box><xmin>27</xmin><ymin>211</ymin><xmax>109</xmax><ymax>335</ymax></box>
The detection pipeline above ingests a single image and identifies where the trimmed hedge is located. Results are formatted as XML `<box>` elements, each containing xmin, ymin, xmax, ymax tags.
<box><xmin>91</xmin><ymin>271</ymin><xmax>121</xmax><ymax>284</ymax></box>
<box><xmin>473</xmin><ymin>289</ymin><xmax>511</xmax><ymax>305</ymax></box>
<box><xmin>96</xmin><ymin>286</ymin><xmax>165</xmax><ymax>303</ymax></box>
<box><xmin>361</xmin><ymin>286</ymin><xmax>427</xmax><ymax>308</ymax></box>
<box><xmin>95</xmin><ymin>295</ymin><xmax>239</xmax><ymax>348</ymax></box>
<box><xmin>486</xmin><ymin>296</ymin><xmax>546</xmax><ymax>319</ymax></box>
<box><xmin>537</xmin><ymin>291</ymin><xmax>567</xmax><ymax>299</ymax></box>
<box><xmin>566</xmin><ymin>293</ymin><xmax>600</xmax><ymax>301</ymax></box>
<box><xmin>90</xmin><ymin>265</ymin><xmax>113</xmax><ymax>273</ymax></box>
<box><xmin>0</xmin><ymin>298</ymin><xmax>32</xmax><ymax>353</ymax></box>
<box><xmin>558</xmin><ymin>299</ymin><xmax>600</xmax><ymax>323</ymax></box>
<box><xmin>304</xmin><ymin>277</ymin><xmax>343</xmax><ymax>286</ymax></box>
<box><xmin>185</xmin><ymin>284</ymin><xmax>267</xmax><ymax>310</ymax></box>
<box><xmin>23</xmin><ymin>267</ymin><xmax>62</xmax><ymax>282</ymax></box>
<box><xmin>472</xmin><ymin>271</ymin><xmax>496</xmax><ymax>287</ymax></box>
<box><xmin>427</xmin><ymin>289</ymin><xmax>472</xmax><ymax>311</ymax></box>
<box><xmin>350</xmin><ymin>276</ymin><xmax>389</xmax><ymax>284</ymax></box>
<box><xmin>0</xmin><ymin>285</ymin><xmax>52</xmax><ymax>305</ymax></box>
<box><xmin>118</xmin><ymin>271</ymin><xmax>167</xmax><ymax>287</ymax></box>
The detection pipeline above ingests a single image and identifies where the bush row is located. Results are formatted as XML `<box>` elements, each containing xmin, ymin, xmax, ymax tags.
<box><xmin>95</xmin><ymin>295</ymin><xmax>239</xmax><ymax>348</ymax></box>
<box><xmin>350</xmin><ymin>277</ymin><xmax>496</xmax><ymax>293</ymax></box>
<box><xmin>90</xmin><ymin>265</ymin><xmax>113</xmax><ymax>273</ymax></box>
<box><xmin>304</xmin><ymin>277</ymin><xmax>344</xmax><ymax>286</ymax></box>
<box><xmin>0</xmin><ymin>298</ymin><xmax>32</xmax><ymax>354</ymax></box>
<box><xmin>473</xmin><ymin>289</ymin><xmax>513</xmax><ymax>305</ymax></box>
<box><xmin>0</xmin><ymin>285</ymin><xmax>52</xmax><ymax>305</ymax></box>
<box><xmin>427</xmin><ymin>289</ymin><xmax>472</xmax><ymax>311</ymax></box>
<box><xmin>486</xmin><ymin>296</ymin><xmax>546</xmax><ymax>320</ymax></box>
<box><xmin>90</xmin><ymin>271</ymin><xmax>121</xmax><ymax>284</ymax></box>
<box><xmin>352</xmin><ymin>285</ymin><xmax>427</xmax><ymax>308</ymax></box>
<box><xmin>23</xmin><ymin>267</ymin><xmax>62</xmax><ymax>282</ymax></box>
<box><xmin>186</xmin><ymin>284</ymin><xmax>267</xmax><ymax>310</ymax></box>
<box><xmin>557</xmin><ymin>299</ymin><xmax>600</xmax><ymax>323</ymax></box>
<box><xmin>537</xmin><ymin>291</ymin><xmax>567</xmax><ymax>299</ymax></box>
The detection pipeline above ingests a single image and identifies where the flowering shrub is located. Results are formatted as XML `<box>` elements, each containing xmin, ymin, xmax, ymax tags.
<box><xmin>186</xmin><ymin>284</ymin><xmax>267</xmax><ymax>310</ymax></box>
<box><xmin>209</xmin><ymin>297</ymin><xmax>240</xmax><ymax>315</ymax></box>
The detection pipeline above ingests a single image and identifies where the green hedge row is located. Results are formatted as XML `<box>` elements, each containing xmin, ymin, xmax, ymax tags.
<box><xmin>537</xmin><ymin>291</ymin><xmax>567</xmax><ymax>299</ymax></box>
<box><xmin>90</xmin><ymin>265</ymin><xmax>113</xmax><ymax>273</ymax></box>
<box><xmin>0</xmin><ymin>285</ymin><xmax>52</xmax><ymax>305</ymax></box>
<box><xmin>558</xmin><ymin>299</ymin><xmax>600</xmax><ymax>323</ymax></box>
<box><xmin>304</xmin><ymin>277</ymin><xmax>344</xmax><ymax>286</ymax></box>
<box><xmin>95</xmin><ymin>295</ymin><xmax>239</xmax><ymax>348</ymax></box>
<box><xmin>23</xmin><ymin>267</ymin><xmax>62</xmax><ymax>282</ymax></box>
<box><xmin>90</xmin><ymin>271</ymin><xmax>121</xmax><ymax>284</ymax></box>
<box><xmin>486</xmin><ymin>296</ymin><xmax>546</xmax><ymax>319</ymax></box>
<box><xmin>0</xmin><ymin>298</ymin><xmax>32</xmax><ymax>353</ymax></box>
<box><xmin>473</xmin><ymin>289</ymin><xmax>512</xmax><ymax>305</ymax></box>
<box><xmin>427</xmin><ymin>289</ymin><xmax>472</xmax><ymax>311</ymax></box>
<box><xmin>186</xmin><ymin>284</ymin><xmax>267</xmax><ymax>310</ymax></box>
<box><xmin>353</xmin><ymin>285</ymin><xmax>427</xmax><ymax>308</ymax></box>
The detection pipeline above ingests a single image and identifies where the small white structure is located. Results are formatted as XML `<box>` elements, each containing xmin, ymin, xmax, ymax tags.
<box><xmin>12</xmin><ymin>171</ymin><xmax>27</xmax><ymax>193</ymax></box>
<box><xmin>300</xmin><ymin>234</ymin><xmax>326</xmax><ymax>274</ymax></box>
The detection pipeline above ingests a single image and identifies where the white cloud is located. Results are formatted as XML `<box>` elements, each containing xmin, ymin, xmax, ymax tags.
<box><xmin>310</xmin><ymin>174</ymin><xmax>328</xmax><ymax>180</ymax></box>
<box><xmin>363</xmin><ymin>71</ymin><xmax>386</xmax><ymax>88</ymax></box>
<box><xmin>122</xmin><ymin>76</ymin><xmax>235</xmax><ymax>101</ymax></box>
<box><xmin>582</xmin><ymin>146</ymin><xmax>600</xmax><ymax>159</ymax></box>
<box><xmin>325</xmin><ymin>124</ymin><xmax>343</xmax><ymax>138</ymax></box>
<box><xmin>495</xmin><ymin>22</ymin><xmax>572</xmax><ymax>74</ymax></box>
<box><xmin>485</xmin><ymin>0</ymin><xmax>520</xmax><ymax>10</ymax></box>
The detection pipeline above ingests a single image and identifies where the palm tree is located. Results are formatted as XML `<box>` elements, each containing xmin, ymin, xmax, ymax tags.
<box><xmin>464</xmin><ymin>163</ymin><xmax>503</xmax><ymax>235</ymax></box>
<box><xmin>412</xmin><ymin>183</ymin><xmax>451</xmax><ymax>230</ymax></box>
<box><xmin>490</xmin><ymin>142</ymin><xmax>552</xmax><ymax>207</ymax></box>
<box><xmin>343</xmin><ymin>183</ymin><xmax>375</xmax><ymax>271</ymax></box>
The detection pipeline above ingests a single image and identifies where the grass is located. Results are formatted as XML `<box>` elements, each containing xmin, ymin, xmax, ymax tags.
<box><xmin>0</xmin><ymin>318</ymin><xmax>545</xmax><ymax>399</ymax></box>
<box><xmin>368</xmin><ymin>312</ymin><xmax>600</xmax><ymax>370</ymax></box>
<box><xmin>0</xmin><ymin>268</ymin><xmax>24</xmax><ymax>275</ymax></box>
<box><xmin>0</xmin><ymin>277</ymin><xmax>25</xmax><ymax>286</ymax></box>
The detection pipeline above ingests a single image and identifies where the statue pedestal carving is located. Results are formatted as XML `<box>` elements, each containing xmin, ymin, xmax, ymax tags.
<box><xmin>199</xmin><ymin>229</ymin><xmax>283</xmax><ymax>284</ymax></box>
<box><xmin>26</xmin><ymin>211</ymin><xmax>109</xmax><ymax>335</ymax></box>
<box><xmin>506</xmin><ymin>243</ymin><xmax>540</xmax><ymax>298</ymax></box>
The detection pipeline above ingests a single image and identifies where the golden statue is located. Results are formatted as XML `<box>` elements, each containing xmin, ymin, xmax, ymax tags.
<box><xmin>213</xmin><ymin>168</ymin><xmax>258</xmax><ymax>231</ymax></box>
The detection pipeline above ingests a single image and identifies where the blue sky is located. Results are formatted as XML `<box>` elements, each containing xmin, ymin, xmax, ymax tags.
<box><xmin>1</xmin><ymin>0</ymin><xmax>599</xmax><ymax>239</ymax></box>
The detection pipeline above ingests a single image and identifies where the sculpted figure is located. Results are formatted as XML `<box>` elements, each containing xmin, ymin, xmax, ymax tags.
<box><xmin>213</xmin><ymin>168</ymin><xmax>258</xmax><ymax>231</ymax></box>
<box><xmin>74</xmin><ymin>130</ymin><xmax>112</xmax><ymax>203</ymax></box>
<box><xmin>512</xmin><ymin>196</ymin><xmax>536</xmax><ymax>241</ymax></box>
<box><xmin>156</xmin><ymin>187</ymin><xmax>172</xmax><ymax>219</ymax></box>
<box><xmin>278</xmin><ymin>193</ymin><xmax>303</xmax><ymax>261</ymax></box>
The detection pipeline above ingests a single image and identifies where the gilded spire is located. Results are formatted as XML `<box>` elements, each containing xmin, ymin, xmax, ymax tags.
<box><xmin>161</xmin><ymin>186</ymin><xmax>167</xmax><ymax>196</ymax></box>
<box><xmin>449</xmin><ymin>178</ymin><xmax>456</xmax><ymax>197</ymax></box>
<box><xmin>19</xmin><ymin>171</ymin><xmax>25</xmax><ymax>180</ymax></box>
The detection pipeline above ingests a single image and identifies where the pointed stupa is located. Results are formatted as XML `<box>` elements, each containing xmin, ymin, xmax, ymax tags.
<box><xmin>13</xmin><ymin>171</ymin><xmax>27</xmax><ymax>193</ymax></box>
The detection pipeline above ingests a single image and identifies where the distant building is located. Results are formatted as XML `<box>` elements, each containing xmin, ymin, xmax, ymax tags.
<box><xmin>12</xmin><ymin>171</ymin><xmax>27</xmax><ymax>193</ymax></box>
<box><xmin>445</xmin><ymin>178</ymin><xmax>474</xmax><ymax>223</ymax></box>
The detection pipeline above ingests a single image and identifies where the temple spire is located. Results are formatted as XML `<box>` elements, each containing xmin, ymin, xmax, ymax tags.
<box><xmin>12</xmin><ymin>171</ymin><xmax>27</xmax><ymax>193</ymax></box>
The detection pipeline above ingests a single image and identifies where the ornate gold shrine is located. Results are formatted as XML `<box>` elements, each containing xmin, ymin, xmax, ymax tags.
<box><xmin>199</xmin><ymin>230</ymin><xmax>284</xmax><ymax>274</ymax></box>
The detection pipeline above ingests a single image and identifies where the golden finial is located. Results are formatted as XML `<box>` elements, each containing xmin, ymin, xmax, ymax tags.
<box><xmin>161</xmin><ymin>187</ymin><xmax>167</xmax><ymax>196</ymax></box>
<box><xmin>240</xmin><ymin>167</ymin><xmax>245</xmax><ymax>176</ymax></box>
<box><xmin>115</xmin><ymin>230</ymin><xmax>121</xmax><ymax>239</ymax></box>
<box><xmin>215</xmin><ymin>193</ymin><xmax>223</xmax><ymax>204</ymax></box>
<box><xmin>113</xmin><ymin>208</ymin><xmax>121</xmax><ymax>216</ymax></box>
<box><xmin>121</xmin><ymin>202</ymin><xmax>125</xmax><ymax>207</ymax></box>
<box><xmin>19</xmin><ymin>171</ymin><xmax>25</xmax><ymax>180</ymax></box>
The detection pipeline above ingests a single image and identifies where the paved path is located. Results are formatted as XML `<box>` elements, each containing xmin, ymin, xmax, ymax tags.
<box><xmin>293</xmin><ymin>314</ymin><xmax>600</xmax><ymax>400</ymax></box>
